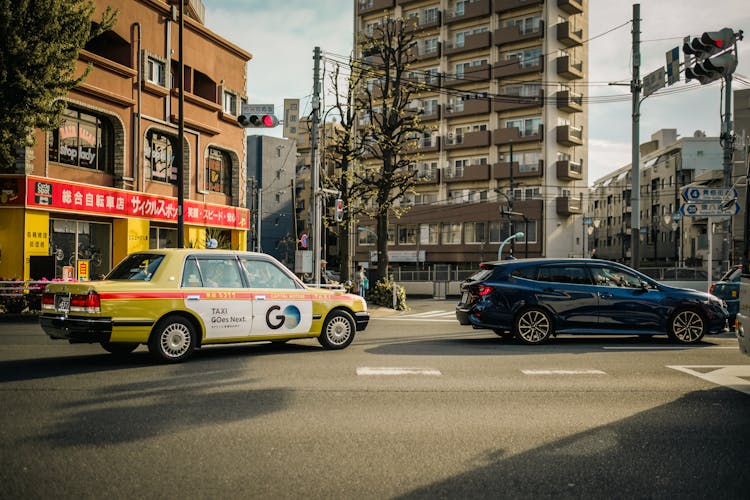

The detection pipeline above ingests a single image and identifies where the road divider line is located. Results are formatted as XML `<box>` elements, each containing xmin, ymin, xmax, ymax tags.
<box><xmin>522</xmin><ymin>369</ymin><xmax>606</xmax><ymax>375</ymax></box>
<box><xmin>357</xmin><ymin>367</ymin><xmax>442</xmax><ymax>376</ymax></box>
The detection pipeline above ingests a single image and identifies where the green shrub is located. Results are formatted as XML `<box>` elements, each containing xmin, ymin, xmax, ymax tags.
<box><xmin>369</xmin><ymin>276</ymin><xmax>409</xmax><ymax>310</ymax></box>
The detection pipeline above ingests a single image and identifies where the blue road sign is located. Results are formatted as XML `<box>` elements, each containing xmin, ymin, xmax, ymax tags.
<box><xmin>681</xmin><ymin>187</ymin><xmax>738</xmax><ymax>202</ymax></box>
<box><xmin>680</xmin><ymin>201</ymin><xmax>740</xmax><ymax>217</ymax></box>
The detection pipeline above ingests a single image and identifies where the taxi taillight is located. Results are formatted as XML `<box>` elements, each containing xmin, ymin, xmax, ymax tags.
<box><xmin>70</xmin><ymin>292</ymin><xmax>101</xmax><ymax>313</ymax></box>
<box><xmin>41</xmin><ymin>293</ymin><xmax>55</xmax><ymax>310</ymax></box>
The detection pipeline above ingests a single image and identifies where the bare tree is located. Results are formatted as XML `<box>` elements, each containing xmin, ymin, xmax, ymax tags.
<box><xmin>321</xmin><ymin>60</ymin><xmax>370</xmax><ymax>283</ymax></box>
<box><xmin>356</xmin><ymin>17</ymin><xmax>426</xmax><ymax>283</ymax></box>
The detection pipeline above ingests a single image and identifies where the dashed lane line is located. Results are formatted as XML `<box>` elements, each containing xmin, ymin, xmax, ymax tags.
<box><xmin>357</xmin><ymin>367</ymin><xmax>442</xmax><ymax>376</ymax></box>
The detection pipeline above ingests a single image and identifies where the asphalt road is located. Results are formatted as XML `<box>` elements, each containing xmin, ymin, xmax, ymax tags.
<box><xmin>1</xmin><ymin>301</ymin><xmax>749</xmax><ymax>499</ymax></box>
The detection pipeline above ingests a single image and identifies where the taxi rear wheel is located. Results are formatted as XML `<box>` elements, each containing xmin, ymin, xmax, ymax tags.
<box><xmin>100</xmin><ymin>341</ymin><xmax>139</xmax><ymax>355</ymax></box>
<box><xmin>148</xmin><ymin>315</ymin><xmax>197</xmax><ymax>363</ymax></box>
<box><xmin>318</xmin><ymin>310</ymin><xmax>355</xmax><ymax>350</ymax></box>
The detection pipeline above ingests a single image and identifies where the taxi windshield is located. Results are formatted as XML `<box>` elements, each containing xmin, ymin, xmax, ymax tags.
<box><xmin>107</xmin><ymin>253</ymin><xmax>165</xmax><ymax>281</ymax></box>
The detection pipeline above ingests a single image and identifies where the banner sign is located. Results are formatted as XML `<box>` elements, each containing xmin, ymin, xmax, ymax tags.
<box><xmin>20</xmin><ymin>176</ymin><xmax>248</xmax><ymax>229</ymax></box>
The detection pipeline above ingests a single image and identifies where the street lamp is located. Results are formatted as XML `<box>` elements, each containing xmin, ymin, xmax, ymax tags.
<box><xmin>498</xmin><ymin>232</ymin><xmax>524</xmax><ymax>260</ymax></box>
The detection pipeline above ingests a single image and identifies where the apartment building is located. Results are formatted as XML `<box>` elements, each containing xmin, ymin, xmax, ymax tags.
<box><xmin>0</xmin><ymin>0</ymin><xmax>252</xmax><ymax>280</ymax></box>
<box><xmin>588</xmin><ymin>129</ymin><xmax>723</xmax><ymax>267</ymax></box>
<box><xmin>353</xmin><ymin>0</ymin><xmax>588</xmax><ymax>270</ymax></box>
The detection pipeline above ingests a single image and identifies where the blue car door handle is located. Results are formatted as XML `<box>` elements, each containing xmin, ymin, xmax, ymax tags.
<box><xmin>598</xmin><ymin>292</ymin><xmax>613</xmax><ymax>299</ymax></box>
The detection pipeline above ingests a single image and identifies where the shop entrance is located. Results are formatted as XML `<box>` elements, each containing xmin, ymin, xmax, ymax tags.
<box><xmin>50</xmin><ymin>219</ymin><xmax>112</xmax><ymax>280</ymax></box>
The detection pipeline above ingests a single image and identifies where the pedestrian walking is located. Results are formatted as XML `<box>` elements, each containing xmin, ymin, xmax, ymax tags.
<box><xmin>356</xmin><ymin>265</ymin><xmax>367</xmax><ymax>299</ymax></box>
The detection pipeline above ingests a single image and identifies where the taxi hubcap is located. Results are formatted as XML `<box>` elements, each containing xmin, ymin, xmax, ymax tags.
<box><xmin>326</xmin><ymin>316</ymin><xmax>351</xmax><ymax>345</ymax></box>
<box><xmin>161</xmin><ymin>323</ymin><xmax>191</xmax><ymax>357</ymax></box>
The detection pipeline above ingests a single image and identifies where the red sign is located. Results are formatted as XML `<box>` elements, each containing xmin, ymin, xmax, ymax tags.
<box><xmin>21</xmin><ymin>176</ymin><xmax>249</xmax><ymax>229</ymax></box>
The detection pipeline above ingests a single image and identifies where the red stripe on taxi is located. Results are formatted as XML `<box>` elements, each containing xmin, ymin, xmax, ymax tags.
<box><xmin>98</xmin><ymin>291</ymin><xmax>360</xmax><ymax>301</ymax></box>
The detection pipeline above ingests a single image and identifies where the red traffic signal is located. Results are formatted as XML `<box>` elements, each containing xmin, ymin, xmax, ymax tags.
<box><xmin>238</xmin><ymin>113</ymin><xmax>279</xmax><ymax>128</ymax></box>
<box><xmin>334</xmin><ymin>198</ymin><xmax>344</xmax><ymax>222</ymax></box>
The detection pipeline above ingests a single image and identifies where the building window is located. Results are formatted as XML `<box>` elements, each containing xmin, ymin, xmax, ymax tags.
<box><xmin>223</xmin><ymin>90</ymin><xmax>238</xmax><ymax>115</ymax></box>
<box><xmin>440</xmin><ymin>223</ymin><xmax>462</xmax><ymax>245</ymax></box>
<box><xmin>145</xmin><ymin>130</ymin><xmax>178</xmax><ymax>185</ymax></box>
<box><xmin>489</xmin><ymin>221</ymin><xmax>513</xmax><ymax>243</ymax></box>
<box><xmin>419</xmin><ymin>223</ymin><xmax>439</xmax><ymax>244</ymax></box>
<box><xmin>505</xmin><ymin>117</ymin><xmax>541</xmax><ymax>136</ymax></box>
<box><xmin>47</xmin><ymin>107</ymin><xmax>114</xmax><ymax>173</ymax></box>
<box><xmin>398</xmin><ymin>225</ymin><xmax>418</xmax><ymax>245</ymax></box>
<box><xmin>150</xmin><ymin>227</ymin><xmax>177</xmax><ymax>249</ymax></box>
<box><xmin>146</xmin><ymin>55</ymin><xmax>167</xmax><ymax>86</ymax></box>
<box><xmin>464</xmin><ymin>222</ymin><xmax>485</xmax><ymax>244</ymax></box>
<box><xmin>206</xmin><ymin>147</ymin><xmax>231</xmax><ymax>195</ymax></box>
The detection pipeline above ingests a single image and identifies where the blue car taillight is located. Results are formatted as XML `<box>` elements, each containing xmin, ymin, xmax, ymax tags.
<box><xmin>478</xmin><ymin>285</ymin><xmax>494</xmax><ymax>296</ymax></box>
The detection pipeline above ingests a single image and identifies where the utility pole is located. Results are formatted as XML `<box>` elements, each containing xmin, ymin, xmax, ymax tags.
<box><xmin>630</xmin><ymin>3</ymin><xmax>641</xmax><ymax>270</ymax></box>
<box><xmin>509</xmin><ymin>141</ymin><xmax>514</xmax><ymax>256</ymax></box>
<box><xmin>311</xmin><ymin>46</ymin><xmax>322</xmax><ymax>284</ymax></box>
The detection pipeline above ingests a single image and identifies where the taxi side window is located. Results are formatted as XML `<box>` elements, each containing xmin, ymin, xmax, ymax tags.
<box><xmin>197</xmin><ymin>257</ymin><xmax>244</xmax><ymax>288</ymax></box>
<box><xmin>181</xmin><ymin>257</ymin><xmax>204</xmax><ymax>287</ymax></box>
<box><xmin>241</xmin><ymin>259</ymin><xmax>296</xmax><ymax>289</ymax></box>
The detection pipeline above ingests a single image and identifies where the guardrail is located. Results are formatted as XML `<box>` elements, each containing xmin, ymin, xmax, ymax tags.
<box><xmin>0</xmin><ymin>280</ymin><xmax>54</xmax><ymax>314</ymax></box>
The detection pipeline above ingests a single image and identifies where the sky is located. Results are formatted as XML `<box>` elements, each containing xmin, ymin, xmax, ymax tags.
<box><xmin>204</xmin><ymin>0</ymin><xmax>750</xmax><ymax>184</ymax></box>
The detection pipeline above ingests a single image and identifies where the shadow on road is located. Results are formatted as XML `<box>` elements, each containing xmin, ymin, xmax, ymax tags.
<box><xmin>397</xmin><ymin>387</ymin><xmax>750</xmax><ymax>499</ymax></box>
<box><xmin>364</xmin><ymin>333</ymin><xmax>724</xmax><ymax>357</ymax></box>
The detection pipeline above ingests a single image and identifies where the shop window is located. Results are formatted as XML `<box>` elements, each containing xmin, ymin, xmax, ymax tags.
<box><xmin>206</xmin><ymin>148</ymin><xmax>232</xmax><ymax>195</ymax></box>
<box><xmin>50</xmin><ymin>219</ymin><xmax>112</xmax><ymax>280</ymax></box>
<box><xmin>47</xmin><ymin>107</ymin><xmax>114</xmax><ymax>173</ymax></box>
<box><xmin>150</xmin><ymin>227</ymin><xmax>177</xmax><ymax>249</ymax></box>
<box><xmin>145</xmin><ymin>130</ymin><xmax>179</xmax><ymax>185</ymax></box>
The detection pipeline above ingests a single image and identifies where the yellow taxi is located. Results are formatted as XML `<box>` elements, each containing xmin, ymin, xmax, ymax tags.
<box><xmin>40</xmin><ymin>249</ymin><xmax>369</xmax><ymax>362</ymax></box>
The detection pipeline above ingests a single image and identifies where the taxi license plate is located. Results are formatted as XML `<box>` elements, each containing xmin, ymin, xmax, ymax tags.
<box><xmin>55</xmin><ymin>293</ymin><xmax>71</xmax><ymax>313</ymax></box>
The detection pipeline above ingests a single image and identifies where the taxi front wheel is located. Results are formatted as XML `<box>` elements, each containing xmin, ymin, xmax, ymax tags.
<box><xmin>149</xmin><ymin>315</ymin><xmax>197</xmax><ymax>363</ymax></box>
<box><xmin>318</xmin><ymin>310</ymin><xmax>355</xmax><ymax>350</ymax></box>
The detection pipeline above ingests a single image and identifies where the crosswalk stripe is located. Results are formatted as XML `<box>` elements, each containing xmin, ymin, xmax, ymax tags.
<box><xmin>522</xmin><ymin>369</ymin><xmax>607</xmax><ymax>375</ymax></box>
<box><xmin>357</xmin><ymin>367</ymin><xmax>442</xmax><ymax>376</ymax></box>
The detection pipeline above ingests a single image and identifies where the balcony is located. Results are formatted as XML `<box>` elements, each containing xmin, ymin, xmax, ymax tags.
<box><xmin>556</xmin><ymin>159</ymin><xmax>583</xmax><ymax>181</ymax></box>
<box><xmin>421</xmin><ymin>104</ymin><xmax>441</xmax><ymax>122</ymax></box>
<box><xmin>494</xmin><ymin>21</ymin><xmax>544</xmax><ymax>47</ymax></box>
<box><xmin>444</xmin><ymin>130</ymin><xmax>491</xmax><ymax>151</ymax></box>
<box><xmin>492</xmin><ymin>90</ymin><xmax>543</xmax><ymax>112</ymax></box>
<box><xmin>403</xmin><ymin>11</ymin><xmax>441</xmax><ymax>33</ymax></box>
<box><xmin>411</xmin><ymin>42</ymin><xmax>441</xmax><ymax>61</ymax></box>
<box><xmin>556</xmin><ymin>90</ymin><xmax>583</xmax><ymax>112</ymax></box>
<box><xmin>556</xmin><ymin>196</ymin><xmax>583</xmax><ymax>215</ymax></box>
<box><xmin>444</xmin><ymin>98</ymin><xmax>490</xmax><ymax>118</ymax></box>
<box><xmin>493</xmin><ymin>124</ymin><xmax>544</xmax><ymax>146</ymax></box>
<box><xmin>444</xmin><ymin>0</ymin><xmax>491</xmax><ymax>25</ymax></box>
<box><xmin>358</xmin><ymin>0</ymin><xmax>395</xmax><ymax>15</ymax></box>
<box><xmin>446</xmin><ymin>164</ymin><xmax>490</xmax><ymax>182</ymax></box>
<box><xmin>397</xmin><ymin>0</ymin><xmax>423</xmax><ymax>4</ymax></box>
<box><xmin>556</xmin><ymin>124</ymin><xmax>583</xmax><ymax>146</ymax></box>
<box><xmin>495</xmin><ymin>0</ymin><xmax>544</xmax><ymax>14</ymax></box>
<box><xmin>493</xmin><ymin>55</ymin><xmax>543</xmax><ymax>79</ymax></box>
<box><xmin>556</xmin><ymin>21</ymin><xmax>583</xmax><ymax>47</ymax></box>
<box><xmin>445</xmin><ymin>31</ymin><xmax>491</xmax><ymax>56</ymax></box>
<box><xmin>406</xmin><ymin>135</ymin><xmax>441</xmax><ymax>154</ymax></box>
<box><xmin>444</xmin><ymin>63</ymin><xmax>491</xmax><ymax>86</ymax></box>
<box><xmin>492</xmin><ymin>160</ymin><xmax>544</xmax><ymax>180</ymax></box>
<box><xmin>556</xmin><ymin>55</ymin><xmax>583</xmax><ymax>79</ymax></box>
<box><xmin>558</xmin><ymin>0</ymin><xmax>583</xmax><ymax>15</ymax></box>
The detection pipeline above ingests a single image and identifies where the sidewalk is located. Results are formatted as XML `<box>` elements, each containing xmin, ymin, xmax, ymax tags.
<box><xmin>367</xmin><ymin>296</ymin><xmax>457</xmax><ymax>318</ymax></box>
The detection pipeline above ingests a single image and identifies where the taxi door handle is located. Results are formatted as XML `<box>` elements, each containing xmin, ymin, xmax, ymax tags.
<box><xmin>186</xmin><ymin>295</ymin><xmax>201</xmax><ymax>301</ymax></box>
<box><xmin>256</xmin><ymin>295</ymin><xmax>266</xmax><ymax>300</ymax></box>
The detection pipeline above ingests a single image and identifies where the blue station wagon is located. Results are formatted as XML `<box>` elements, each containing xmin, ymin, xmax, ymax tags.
<box><xmin>456</xmin><ymin>258</ymin><xmax>729</xmax><ymax>344</ymax></box>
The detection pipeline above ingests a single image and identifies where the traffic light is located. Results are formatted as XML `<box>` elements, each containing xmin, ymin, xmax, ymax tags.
<box><xmin>238</xmin><ymin>113</ymin><xmax>279</xmax><ymax>128</ymax></box>
<box><xmin>683</xmin><ymin>28</ymin><xmax>741</xmax><ymax>84</ymax></box>
<box><xmin>334</xmin><ymin>198</ymin><xmax>343</xmax><ymax>222</ymax></box>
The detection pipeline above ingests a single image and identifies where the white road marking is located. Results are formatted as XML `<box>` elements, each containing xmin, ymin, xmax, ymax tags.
<box><xmin>357</xmin><ymin>367</ymin><xmax>442</xmax><ymax>376</ymax></box>
<box><xmin>603</xmin><ymin>346</ymin><xmax>738</xmax><ymax>350</ymax></box>
<box><xmin>374</xmin><ymin>317</ymin><xmax>456</xmax><ymax>323</ymax></box>
<box><xmin>522</xmin><ymin>369</ymin><xmax>607</xmax><ymax>375</ymax></box>
<box><xmin>667</xmin><ymin>365</ymin><xmax>750</xmax><ymax>396</ymax></box>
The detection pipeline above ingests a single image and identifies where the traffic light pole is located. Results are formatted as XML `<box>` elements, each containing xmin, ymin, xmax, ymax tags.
<box><xmin>630</xmin><ymin>3</ymin><xmax>642</xmax><ymax>270</ymax></box>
